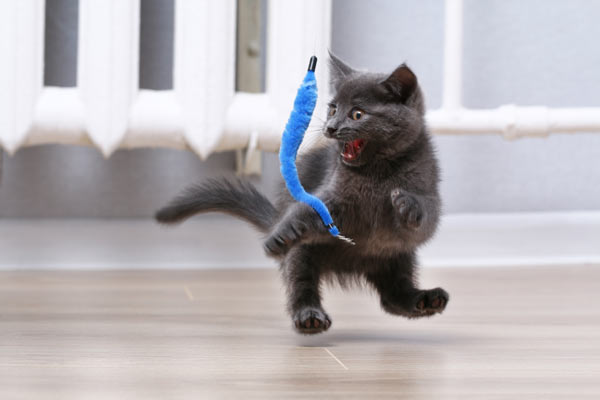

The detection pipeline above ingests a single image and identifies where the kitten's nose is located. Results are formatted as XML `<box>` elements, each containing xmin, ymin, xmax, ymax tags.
<box><xmin>326</xmin><ymin>127</ymin><xmax>337</xmax><ymax>137</ymax></box>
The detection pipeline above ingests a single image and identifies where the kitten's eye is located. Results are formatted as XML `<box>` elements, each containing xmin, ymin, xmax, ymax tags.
<box><xmin>328</xmin><ymin>105</ymin><xmax>337</xmax><ymax>117</ymax></box>
<box><xmin>351</xmin><ymin>109</ymin><xmax>364</xmax><ymax>121</ymax></box>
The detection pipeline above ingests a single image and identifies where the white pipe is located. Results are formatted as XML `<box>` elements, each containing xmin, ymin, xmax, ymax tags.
<box><xmin>426</xmin><ymin>107</ymin><xmax>600</xmax><ymax>139</ymax></box>
<box><xmin>442</xmin><ymin>0</ymin><xmax>463</xmax><ymax>110</ymax></box>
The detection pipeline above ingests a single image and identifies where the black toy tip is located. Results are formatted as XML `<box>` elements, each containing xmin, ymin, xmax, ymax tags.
<box><xmin>308</xmin><ymin>56</ymin><xmax>317</xmax><ymax>72</ymax></box>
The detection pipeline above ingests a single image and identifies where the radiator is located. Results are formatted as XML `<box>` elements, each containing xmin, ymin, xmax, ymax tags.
<box><xmin>0</xmin><ymin>0</ymin><xmax>332</xmax><ymax>158</ymax></box>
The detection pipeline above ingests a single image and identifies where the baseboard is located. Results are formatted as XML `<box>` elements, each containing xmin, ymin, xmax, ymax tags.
<box><xmin>420</xmin><ymin>211</ymin><xmax>600</xmax><ymax>267</ymax></box>
<box><xmin>0</xmin><ymin>211</ymin><xmax>598</xmax><ymax>270</ymax></box>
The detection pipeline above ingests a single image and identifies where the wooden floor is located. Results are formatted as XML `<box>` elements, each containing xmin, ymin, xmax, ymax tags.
<box><xmin>1</xmin><ymin>266</ymin><xmax>599</xmax><ymax>399</ymax></box>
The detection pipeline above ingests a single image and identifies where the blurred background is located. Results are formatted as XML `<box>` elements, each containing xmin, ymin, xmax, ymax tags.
<box><xmin>0</xmin><ymin>0</ymin><xmax>599</xmax><ymax>269</ymax></box>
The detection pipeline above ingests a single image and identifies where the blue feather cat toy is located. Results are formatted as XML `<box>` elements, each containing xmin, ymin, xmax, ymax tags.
<box><xmin>279</xmin><ymin>56</ymin><xmax>354</xmax><ymax>245</ymax></box>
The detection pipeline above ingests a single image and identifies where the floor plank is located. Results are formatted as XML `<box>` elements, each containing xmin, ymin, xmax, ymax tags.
<box><xmin>1</xmin><ymin>266</ymin><xmax>599</xmax><ymax>399</ymax></box>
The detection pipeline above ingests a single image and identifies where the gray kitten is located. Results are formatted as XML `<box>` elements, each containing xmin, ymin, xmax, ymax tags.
<box><xmin>156</xmin><ymin>54</ymin><xmax>448</xmax><ymax>334</ymax></box>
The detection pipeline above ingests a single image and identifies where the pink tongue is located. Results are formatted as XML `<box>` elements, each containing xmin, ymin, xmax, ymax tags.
<box><xmin>342</xmin><ymin>139</ymin><xmax>365</xmax><ymax>160</ymax></box>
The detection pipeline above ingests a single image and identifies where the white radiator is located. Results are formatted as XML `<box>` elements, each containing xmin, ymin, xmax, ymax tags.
<box><xmin>0</xmin><ymin>0</ymin><xmax>332</xmax><ymax>158</ymax></box>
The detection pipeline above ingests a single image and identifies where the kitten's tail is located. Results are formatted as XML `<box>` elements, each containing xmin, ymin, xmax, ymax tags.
<box><xmin>155</xmin><ymin>178</ymin><xmax>277</xmax><ymax>233</ymax></box>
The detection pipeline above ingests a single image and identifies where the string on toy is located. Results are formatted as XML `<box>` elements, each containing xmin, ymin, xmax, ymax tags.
<box><xmin>279</xmin><ymin>56</ymin><xmax>355</xmax><ymax>245</ymax></box>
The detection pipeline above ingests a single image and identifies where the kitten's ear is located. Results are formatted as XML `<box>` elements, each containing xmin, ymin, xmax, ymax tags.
<box><xmin>381</xmin><ymin>63</ymin><xmax>417</xmax><ymax>103</ymax></box>
<box><xmin>328</xmin><ymin>50</ymin><xmax>355</xmax><ymax>91</ymax></box>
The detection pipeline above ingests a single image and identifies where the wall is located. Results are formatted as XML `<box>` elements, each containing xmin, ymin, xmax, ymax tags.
<box><xmin>0</xmin><ymin>0</ymin><xmax>598</xmax><ymax>217</ymax></box>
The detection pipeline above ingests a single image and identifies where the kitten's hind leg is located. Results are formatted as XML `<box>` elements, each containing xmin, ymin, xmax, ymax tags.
<box><xmin>366</xmin><ymin>253</ymin><xmax>449</xmax><ymax>318</ymax></box>
<box><xmin>282</xmin><ymin>245</ymin><xmax>331</xmax><ymax>335</ymax></box>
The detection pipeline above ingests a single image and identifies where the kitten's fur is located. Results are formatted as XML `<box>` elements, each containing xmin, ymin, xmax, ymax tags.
<box><xmin>156</xmin><ymin>54</ymin><xmax>448</xmax><ymax>334</ymax></box>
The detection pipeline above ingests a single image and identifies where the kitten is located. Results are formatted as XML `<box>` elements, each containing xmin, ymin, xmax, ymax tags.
<box><xmin>156</xmin><ymin>53</ymin><xmax>448</xmax><ymax>334</ymax></box>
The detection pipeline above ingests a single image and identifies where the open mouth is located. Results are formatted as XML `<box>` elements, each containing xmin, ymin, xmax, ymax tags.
<box><xmin>341</xmin><ymin>139</ymin><xmax>366</xmax><ymax>162</ymax></box>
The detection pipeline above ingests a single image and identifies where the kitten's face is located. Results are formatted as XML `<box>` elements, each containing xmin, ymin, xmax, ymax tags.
<box><xmin>324</xmin><ymin>54</ymin><xmax>426</xmax><ymax>167</ymax></box>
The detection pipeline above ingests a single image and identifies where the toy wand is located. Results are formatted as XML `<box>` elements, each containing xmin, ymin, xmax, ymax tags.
<box><xmin>279</xmin><ymin>56</ymin><xmax>354</xmax><ymax>245</ymax></box>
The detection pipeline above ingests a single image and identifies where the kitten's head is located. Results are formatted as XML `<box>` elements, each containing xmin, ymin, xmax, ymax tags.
<box><xmin>325</xmin><ymin>52</ymin><xmax>426</xmax><ymax>167</ymax></box>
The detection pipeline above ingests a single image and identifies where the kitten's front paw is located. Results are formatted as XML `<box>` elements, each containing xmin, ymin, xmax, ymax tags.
<box><xmin>263</xmin><ymin>220</ymin><xmax>307</xmax><ymax>257</ymax></box>
<box><xmin>391</xmin><ymin>189</ymin><xmax>423</xmax><ymax>229</ymax></box>
<box><xmin>293</xmin><ymin>307</ymin><xmax>331</xmax><ymax>335</ymax></box>
<box><xmin>411</xmin><ymin>287</ymin><xmax>449</xmax><ymax>317</ymax></box>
